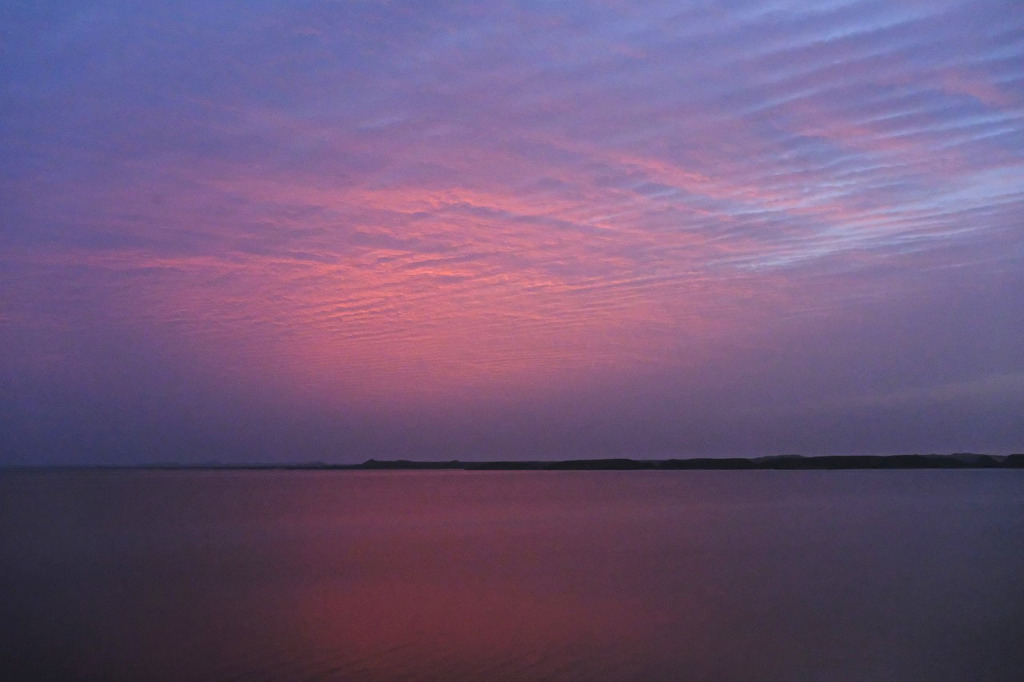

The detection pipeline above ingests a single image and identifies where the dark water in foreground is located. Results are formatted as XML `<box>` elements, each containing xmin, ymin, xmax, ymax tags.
<box><xmin>1</xmin><ymin>470</ymin><xmax>1022</xmax><ymax>681</ymax></box>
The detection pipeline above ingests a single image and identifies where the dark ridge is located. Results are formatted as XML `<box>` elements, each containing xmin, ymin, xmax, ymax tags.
<box><xmin>355</xmin><ymin>453</ymin><xmax>1024</xmax><ymax>470</ymax></box>
<box><xmin>543</xmin><ymin>458</ymin><xmax>654</xmax><ymax>470</ymax></box>
<box><xmin>466</xmin><ymin>461</ymin><xmax>546</xmax><ymax>470</ymax></box>
<box><xmin>359</xmin><ymin>459</ymin><xmax>464</xmax><ymax>470</ymax></box>
<box><xmin>1003</xmin><ymin>454</ymin><xmax>1024</xmax><ymax>467</ymax></box>
<box><xmin>659</xmin><ymin>458</ymin><xmax>757</xmax><ymax>469</ymax></box>
<box><xmin>3</xmin><ymin>454</ymin><xmax>1023</xmax><ymax>472</ymax></box>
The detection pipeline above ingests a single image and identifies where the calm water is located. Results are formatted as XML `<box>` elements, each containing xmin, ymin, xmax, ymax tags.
<box><xmin>1</xmin><ymin>470</ymin><xmax>1022</xmax><ymax>681</ymax></box>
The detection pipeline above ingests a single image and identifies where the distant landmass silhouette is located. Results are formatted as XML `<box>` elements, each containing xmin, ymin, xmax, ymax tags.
<box><xmin>349</xmin><ymin>454</ymin><xmax>1024</xmax><ymax>470</ymax></box>
<box><xmin>24</xmin><ymin>453</ymin><xmax>1020</xmax><ymax>471</ymax></box>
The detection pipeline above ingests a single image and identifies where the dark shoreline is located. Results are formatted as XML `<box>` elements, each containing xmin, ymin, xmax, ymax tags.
<box><xmin>5</xmin><ymin>454</ymin><xmax>1024</xmax><ymax>471</ymax></box>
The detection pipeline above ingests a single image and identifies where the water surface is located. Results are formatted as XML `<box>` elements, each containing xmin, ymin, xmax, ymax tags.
<box><xmin>2</xmin><ymin>470</ymin><xmax>1022</xmax><ymax>681</ymax></box>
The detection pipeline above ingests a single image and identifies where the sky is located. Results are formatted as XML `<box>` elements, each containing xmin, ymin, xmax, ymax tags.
<box><xmin>2</xmin><ymin>0</ymin><xmax>1022</xmax><ymax>465</ymax></box>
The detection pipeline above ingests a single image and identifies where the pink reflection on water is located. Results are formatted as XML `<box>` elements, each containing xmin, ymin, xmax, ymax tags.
<box><xmin>2</xmin><ymin>471</ymin><xmax>1022</xmax><ymax>681</ymax></box>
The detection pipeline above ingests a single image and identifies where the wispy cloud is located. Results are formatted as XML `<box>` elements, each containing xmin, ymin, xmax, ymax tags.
<box><xmin>2</xmin><ymin>0</ymin><xmax>1022</xmax><ymax>461</ymax></box>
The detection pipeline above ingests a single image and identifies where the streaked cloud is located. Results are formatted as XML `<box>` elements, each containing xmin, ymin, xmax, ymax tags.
<box><xmin>2</xmin><ymin>0</ymin><xmax>1021</xmax><ymax>461</ymax></box>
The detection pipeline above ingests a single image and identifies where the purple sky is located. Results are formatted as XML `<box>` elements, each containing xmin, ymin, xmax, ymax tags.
<box><xmin>2</xmin><ymin>0</ymin><xmax>1022</xmax><ymax>464</ymax></box>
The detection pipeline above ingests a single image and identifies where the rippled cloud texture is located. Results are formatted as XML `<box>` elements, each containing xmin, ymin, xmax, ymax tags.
<box><xmin>3</xmin><ymin>0</ymin><xmax>1022</xmax><ymax>463</ymax></box>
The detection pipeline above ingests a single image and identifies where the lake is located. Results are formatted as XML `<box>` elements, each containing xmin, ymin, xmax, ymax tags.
<box><xmin>1</xmin><ymin>470</ymin><xmax>1022</xmax><ymax>681</ymax></box>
